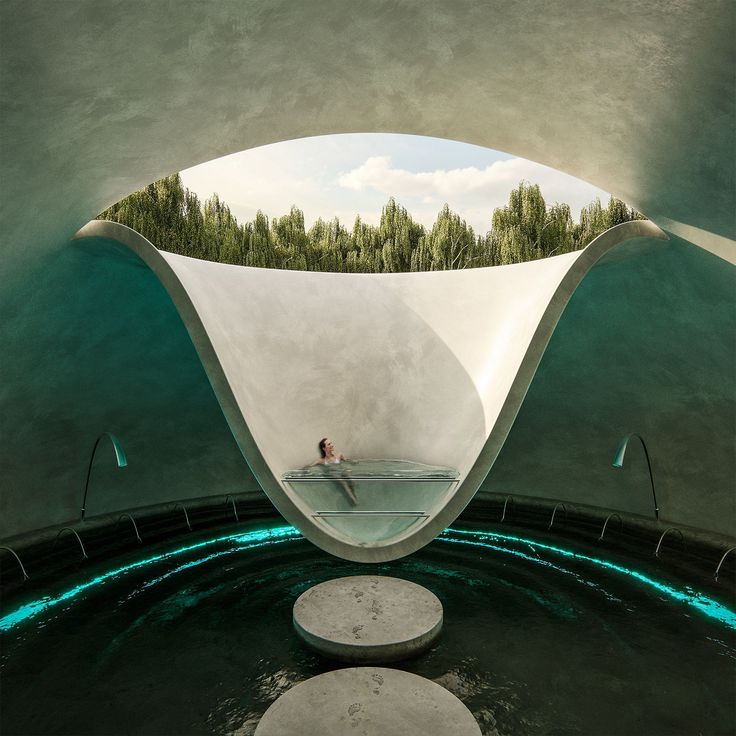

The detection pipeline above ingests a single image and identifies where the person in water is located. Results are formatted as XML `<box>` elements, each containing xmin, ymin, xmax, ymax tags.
<box><xmin>308</xmin><ymin>437</ymin><xmax>357</xmax><ymax>504</ymax></box>
<box><xmin>310</xmin><ymin>437</ymin><xmax>346</xmax><ymax>466</ymax></box>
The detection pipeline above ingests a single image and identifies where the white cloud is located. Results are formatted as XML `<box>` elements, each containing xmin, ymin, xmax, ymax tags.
<box><xmin>337</xmin><ymin>155</ymin><xmax>611</xmax><ymax>230</ymax></box>
<box><xmin>180</xmin><ymin>135</ymin><xmax>613</xmax><ymax>237</ymax></box>
<box><xmin>339</xmin><ymin>155</ymin><xmax>516</xmax><ymax>197</ymax></box>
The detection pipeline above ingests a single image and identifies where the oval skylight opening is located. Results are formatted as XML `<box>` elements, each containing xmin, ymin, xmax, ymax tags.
<box><xmin>98</xmin><ymin>133</ymin><xmax>643</xmax><ymax>272</ymax></box>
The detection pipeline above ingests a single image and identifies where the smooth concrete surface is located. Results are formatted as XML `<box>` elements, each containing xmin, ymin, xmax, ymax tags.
<box><xmin>254</xmin><ymin>667</ymin><xmax>481</xmax><ymax>735</ymax></box>
<box><xmin>293</xmin><ymin>576</ymin><xmax>443</xmax><ymax>663</ymax></box>
<box><xmin>1</xmin><ymin>228</ymin><xmax>732</xmax><ymax>549</ymax></box>
<box><xmin>0</xmin><ymin>240</ymin><xmax>260</xmax><ymax>539</ymax></box>
<box><xmin>0</xmin><ymin>1</ymin><xmax>734</xmax><ymax>548</ymax></box>
<box><xmin>482</xmin><ymin>237</ymin><xmax>736</xmax><ymax>524</ymax></box>
<box><xmin>70</xmin><ymin>219</ymin><xmax>666</xmax><ymax>560</ymax></box>
<box><xmin>1</xmin><ymin>0</ymin><xmax>734</xmax><ymax>270</ymax></box>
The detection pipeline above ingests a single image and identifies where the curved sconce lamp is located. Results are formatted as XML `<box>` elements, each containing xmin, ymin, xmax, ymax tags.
<box><xmin>81</xmin><ymin>432</ymin><xmax>127</xmax><ymax>520</ymax></box>
<box><xmin>612</xmin><ymin>433</ymin><xmax>659</xmax><ymax>521</ymax></box>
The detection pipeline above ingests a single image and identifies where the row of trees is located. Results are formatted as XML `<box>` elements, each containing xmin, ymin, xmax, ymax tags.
<box><xmin>98</xmin><ymin>174</ymin><xmax>644</xmax><ymax>272</ymax></box>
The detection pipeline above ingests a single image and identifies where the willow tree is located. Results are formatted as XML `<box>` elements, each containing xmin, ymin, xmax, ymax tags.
<box><xmin>272</xmin><ymin>206</ymin><xmax>309</xmax><ymax>270</ymax></box>
<box><xmin>99</xmin><ymin>173</ymin><xmax>644</xmax><ymax>274</ymax></box>
<box><xmin>491</xmin><ymin>181</ymin><xmax>548</xmax><ymax>264</ymax></box>
<box><xmin>425</xmin><ymin>205</ymin><xmax>476</xmax><ymax>270</ymax></box>
<box><xmin>378</xmin><ymin>198</ymin><xmax>425</xmax><ymax>272</ymax></box>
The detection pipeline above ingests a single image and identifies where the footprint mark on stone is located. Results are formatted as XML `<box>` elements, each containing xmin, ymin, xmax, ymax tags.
<box><xmin>371</xmin><ymin>674</ymin><xmax>384</xmax><ymax>686</ymax></box>
<box><xmin>352</xmin><ymin>624</ymin><xmax>363</xmax><ymax>639</ymax></box>
<box><xmin>348</xmin><ymin>702</ymin><xmax>362</xmax><ymax>716</ymax></box>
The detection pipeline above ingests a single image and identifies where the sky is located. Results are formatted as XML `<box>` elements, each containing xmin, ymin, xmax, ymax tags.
<box><xmin>180</xmin><ymin>133</ymin><xmax>612</xmax><ymax>236</ymax></box>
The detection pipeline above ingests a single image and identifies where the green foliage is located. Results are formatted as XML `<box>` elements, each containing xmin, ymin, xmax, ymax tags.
<box><xmin>98</xmin><ymin>174</ymin><xmax>645</xmax><ymax>273</ymax></box>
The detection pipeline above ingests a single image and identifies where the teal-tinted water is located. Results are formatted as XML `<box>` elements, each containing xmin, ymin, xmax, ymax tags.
<box><xmin>1</xmin><ymin>522</ymin><xmax>734</xmax><ymax>735</ymax></box>
<box><xmin>283</xmin><ymin>459</ymin><xmax>459</xmax><ymax>542</ymax></box>
<box><xmin>282</xmin><ymin>458</ymin><xmax>459</xmax><ymax>480</ymax></box>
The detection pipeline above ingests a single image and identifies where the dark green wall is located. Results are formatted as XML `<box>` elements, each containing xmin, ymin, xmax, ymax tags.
<box><xmin>0</xmin><ymin>239</ymin><xmax>258</xmax><ymax>539</ymax></box>
<box><xmin>485</xmin><ymin>237</ymin><xmax>735</xmax><ymax>535</ymax></box>
<box><xmin>1</xmin><ymin>235</ymin><xmax>733</xmax><ymax>541</ymax></box>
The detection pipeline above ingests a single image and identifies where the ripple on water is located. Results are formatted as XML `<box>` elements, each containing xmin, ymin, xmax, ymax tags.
<box><xmin>1</xmin><ymin>525</ymin><xmax>734</xmax><ymax>736</ymax></box>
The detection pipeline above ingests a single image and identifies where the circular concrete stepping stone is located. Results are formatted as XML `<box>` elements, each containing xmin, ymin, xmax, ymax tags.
<box><xmin>254</xmin><ymin>667</ymin><xmax>481</xmax><ymax>736</ymax></box>
<box><xmin>293</xmin><ymin>575</ymin><xmax>443</xmax><ymax>663</ymax></box>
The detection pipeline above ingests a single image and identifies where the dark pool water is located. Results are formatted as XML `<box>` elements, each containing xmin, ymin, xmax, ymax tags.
<box><xmin>1</xmin><ymin>521</ymin><xmax>734</xmax><ymax>735</ymax></box>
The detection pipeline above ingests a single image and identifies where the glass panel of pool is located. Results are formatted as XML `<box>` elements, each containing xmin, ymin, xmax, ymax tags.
<box><xmin>282</xmin><ymin>460</ymin><xmax>459</xmax><ymax>543</ymax></box>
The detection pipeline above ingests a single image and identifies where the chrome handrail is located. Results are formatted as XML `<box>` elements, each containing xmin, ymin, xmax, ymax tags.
<box><xmin>313</xmin><ymin>511</ymin><xmax>429</xmax><ymax>517</ymax></box>
<box><xmin>54</xmin><ymin>527</ymin><xmax>88</xmax><ymax>559</ymax></box>
<box><xmin>501</xmin><ymin>495</ymin><xmax>515</xmax><ymax>523</ymax></box>
<box><xmin>714</xmin><ymin>546</ymin><xmax>735</xmax><ymax>582</ymax></box>
<box><xmin>116</xmin><ymin>513</ymin><xmax>142</xmax><ymax>542</ymax></box>
<box><xmin>654</xmin><ymin>527</ymin><xmax>684</xmax><ymax>558</ymax></box>
<box><xmin>284</xmin><ymin>477</ymin><xmax>460</xmax><ymax>483</ymax></box>
<box><xmin>224</xmin><ymin>495</ymin><xmax>239</xmax><ymax>522</ymax></box>
<box><xmin>548</xmin><ymin>503</ymin><xmax>567</xmax><ymax>530</ymax></box>
<box><xmin>597</xmin><ymin>513</ymin><xmax>623</xmax><ymax>542</ymax></box>
<box><xmin>172</xmin><ymin>503</ymin><xmax>192</xmax><ymax>531</ymax></box>
<box><xmin>0</xmin><ymin>546</ymin><xmax>30</xmax><ymax>581</ymax></box>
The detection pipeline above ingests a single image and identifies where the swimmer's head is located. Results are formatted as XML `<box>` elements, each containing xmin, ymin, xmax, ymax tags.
<box><xmin>319</xmin><ymin>437</ymin><xmax>329</xmax><ymax>457</ymax></box>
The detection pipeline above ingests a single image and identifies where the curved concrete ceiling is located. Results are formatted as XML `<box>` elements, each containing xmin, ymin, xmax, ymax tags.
<box><xmin>0</xmin><ymin>1</ymin><xmax>733</xmax><ymax>549</ymax></box>
<box><xmin>2</xmin><ymin>225</ymin><xmax>731</xmax><ymax>545</ymax></box>
<box><xmin>0</xmin><ymin>0</ymin><xmax>734</xmax><ymax>274</ymax></box>
<box><xmin>74</xmin><ymin>219</ymin><xmax>666</xmax><ymax>560</ymax></box>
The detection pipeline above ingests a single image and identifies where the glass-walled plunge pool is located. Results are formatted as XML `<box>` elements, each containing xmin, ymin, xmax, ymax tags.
<box><xmin>282</xmin><ymin>459</ymin><xmax>459</xmax><ymax>543</ymax></box>
<box><xmin>1</xmin><ymin>519</ymin><xmax>734</xmax><ymax>735</ymax></box>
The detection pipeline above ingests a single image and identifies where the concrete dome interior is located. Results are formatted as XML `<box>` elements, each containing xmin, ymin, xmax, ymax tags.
<box><xmin>0</xmin><ymin>0</ymin><xmax>734</xmax><ymax>547</ymax></box>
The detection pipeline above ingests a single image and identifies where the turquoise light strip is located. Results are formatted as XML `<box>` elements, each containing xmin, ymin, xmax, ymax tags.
<box><xmin>438</xmin><ymin>529</ymin><xmax>736</xmax><ymax>630</ymax></box>
<box><xmin>0</xmin><ymin>526</ymin><xmax>300</xmax><ymax>632</ymax></box>
<box><xmin>1</xmin><ymin>525</ymin><xmax>734</xmax><ymax>632</ymax></box>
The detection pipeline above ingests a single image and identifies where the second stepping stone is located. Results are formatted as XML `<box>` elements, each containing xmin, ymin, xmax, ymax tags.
<box><xmin>293</xmin><ymin>575</ymin><xmax>443</xmax><ymax>663</ymax></box>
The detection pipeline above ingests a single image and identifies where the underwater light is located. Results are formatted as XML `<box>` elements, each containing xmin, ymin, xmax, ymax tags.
<box><xmin>1</xmin><ymin>525</ymin><xmax>734</xmax><ymax>633</ymax></box>
<box><xmin>0</xmin><ymin>526</ymin><xmax>301</xmax><ymax>632</ymax></box>
<box><xmin>439</xmin><ymin>529</ymin><xmax>736</xmax><ymax>629</ymax></box>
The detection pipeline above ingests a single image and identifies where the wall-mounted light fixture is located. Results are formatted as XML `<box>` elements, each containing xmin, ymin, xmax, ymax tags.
<box><xmin>81</xmin><ymin>432</ymin><xmax>127</xmax><ymax>520</ymax></box>
<box><xmin>612</xmin><ymin>433</ymin><xmax>659</xmax><ymax>520</ymax></box>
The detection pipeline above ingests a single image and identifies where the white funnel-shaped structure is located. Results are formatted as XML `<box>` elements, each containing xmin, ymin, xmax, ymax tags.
<box><xmin>75</xmin><ymin>219</ymin><xmax>667</xmax><ymax>561</ymax></box>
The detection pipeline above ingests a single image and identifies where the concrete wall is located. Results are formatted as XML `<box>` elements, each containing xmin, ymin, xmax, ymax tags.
<box><xmin>159</xmin><ymin>247</ymin><xmax>582</xmax><ymax>478</ymax></box>
<box><xmin>0</xmin><ymin>2</ymin><xmax>733</xmax><ymax>551</ymax></box>
<box><xmin>61</xmin><ymin>220</ymin><xmax>670</xmax><ymax>560</ymax></box>
<box><xmin>1</xmin><ymin>1</ymin><xmax>733</xmax><ymax>264</ymax></box>
<box><xmin>484</xmin><ymin>237</ymin><xmax>736</xmax><ymax>533</ymax></box>
<box><xmin>0</xmin><ymin>240</ymin><xmax>258</xmax><ymax>538</ymax></box>
<box><xmin>1</xmin><ymin>225</ymin><xmax>732</xmax><ymax>554</ymax></box>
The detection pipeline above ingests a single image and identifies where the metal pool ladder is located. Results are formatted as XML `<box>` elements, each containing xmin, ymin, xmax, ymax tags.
<box><xmin>548</xmin><ymin>503</ymin><xmax>567</xmax><ymax>530</ymax></box>
<box><xmin>54</xmin><ymin>527</ymin><xmax>88</xmax><ymax>559</ymax></box>
<box><xmin>714</xmin><ymin>546</ymin><xmax>735</xmax><ymax>582</ymax></box>
<box><xmin>0</xmin><ymin>546</ymin><xmax>30</xmax><ymax>581</ymax></box>
<box><xmin>654</xmin><ymin>527</ymin><xmax>684</xmax><ymax>558</ymax></box>
<box><xmin>598</xmin><ymin>513</ymin><xmax>623</xmax><ymax>542</ymax></box>
<box><xmin>313</xmin><ymin>511</ymin><xmax>429</xmax><ymax>518</ymax></box>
